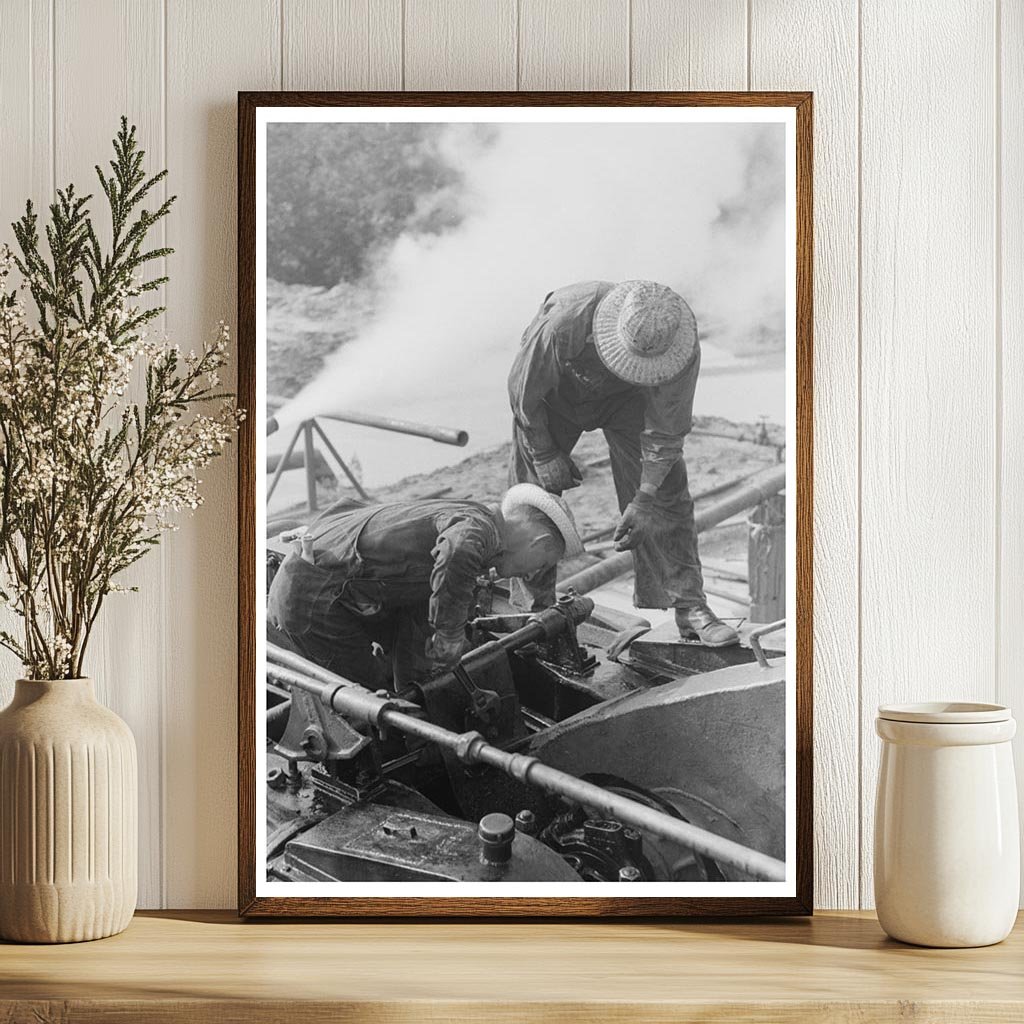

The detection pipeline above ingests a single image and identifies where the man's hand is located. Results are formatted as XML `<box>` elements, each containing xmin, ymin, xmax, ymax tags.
<box><xmin>533</xmin><ymin>451</ymin><xmax>582</xmax><ymax>493</ymax></box>
<box><xmin>613</xmin><ymin>489</ymin><xmax>657</xmax><ymax>552</ymax></box>
<box><xmin>426</xmin><ymin>629</ymin><xmax>470</xmax><ymax>669</ymax></box>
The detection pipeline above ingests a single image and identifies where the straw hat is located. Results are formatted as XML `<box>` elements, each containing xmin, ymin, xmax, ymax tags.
<box><xmin>592</xmin><ymin>280</ymin><xmax>698</xmax><ymax>386</ymax></box>
<box><xmin>501</xmin><ymin>483</ymin><xmax>585</xmax><ymax>559</ymax></box>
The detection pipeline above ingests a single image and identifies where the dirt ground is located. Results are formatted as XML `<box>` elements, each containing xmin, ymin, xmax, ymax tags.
<box><xmin>333</xmin><ymin>415</ymin><xmax>787</xmax><ymax>588</ymax></box>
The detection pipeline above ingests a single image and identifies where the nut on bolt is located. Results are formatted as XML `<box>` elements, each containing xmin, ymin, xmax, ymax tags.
<box><xmin>515</xmin><ymin>809</ymin><xmax>537</xmax><ymax>835</ymax></box>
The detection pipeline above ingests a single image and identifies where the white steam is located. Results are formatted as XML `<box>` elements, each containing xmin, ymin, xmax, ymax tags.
<box><xmin>275</xmin><ymin>121</ymin><xmax>785</xmax><ymax>482</ymax></box>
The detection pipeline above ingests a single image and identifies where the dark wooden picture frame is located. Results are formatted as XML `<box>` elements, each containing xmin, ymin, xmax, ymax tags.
<box><xmin>238</xmin><ymin>91</ymin><xmax>813</xmax><ymax>917</ymax></box>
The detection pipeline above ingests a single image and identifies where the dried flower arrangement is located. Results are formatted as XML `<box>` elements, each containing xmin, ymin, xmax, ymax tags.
<box><xmin>0</xmin><ymin>118</ymin><xmax>241</xmax><ymax>679</ymax></box>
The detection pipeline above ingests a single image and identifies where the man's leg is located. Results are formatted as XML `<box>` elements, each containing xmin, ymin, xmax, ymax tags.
<box><xmin>278</xmin><ymin>603</ymin><xmax>387</xmax><ymax>687</ymax></box>
<box><xmin>602</xmin><ymin>401</ymin><xmax>737</xmax><ymax>646</ymax></box>
<box><xmin>508</xmin><ymin>412</ymin><xmax>583</xmax><ymax>611</ymax></box>
<box><xmin>389</xmin><ymin>603</ymin><xmax>435</xmax><ymax>691</ymax></box>
<box><xmin>267</xmin><ymin>555</ymin><xmax>388</xmax><ymax>684</ymax></box>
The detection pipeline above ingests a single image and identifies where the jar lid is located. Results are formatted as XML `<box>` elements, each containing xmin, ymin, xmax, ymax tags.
<box><xmin>877</xmin><ymin>701</ymin><xmax>1011</xmax><ymax>724</ymax></box>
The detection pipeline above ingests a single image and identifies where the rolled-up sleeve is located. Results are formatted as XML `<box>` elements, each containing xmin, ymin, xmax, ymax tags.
<box><xmin>640</xmin><ymin>346</ymin><xmax>701</xmax><ymax>490</ymax></box>
<box><xmin>428</xmin><ymin>515</ymin><xmax>496</xmax><ymax>640</ymax></box>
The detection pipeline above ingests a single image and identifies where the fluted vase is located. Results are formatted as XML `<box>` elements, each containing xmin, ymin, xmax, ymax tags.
<box><xmin>0</xmin><ymin>678</ymin><xmax>137</xmax><ymax>943</ymax></box>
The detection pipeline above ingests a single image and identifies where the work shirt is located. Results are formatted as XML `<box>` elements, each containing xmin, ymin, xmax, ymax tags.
<box><xmin>508</xmin><ymin>280</ymin><xmax>700</xmax><ymax>491</ymax></box>
<box><xmin>293</xmin><ymin>498</ymin><xmax>502</xmax><ymax>641</ymax></box>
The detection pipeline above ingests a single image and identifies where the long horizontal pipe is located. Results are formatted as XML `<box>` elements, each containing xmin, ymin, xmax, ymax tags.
<box><xmin>560</xmin><ymin>463</ymin><xmax>788</xmax><ymax>595</ymax></box>
<box><xmin>266</xmin><ymin>449</ymin><xmax>333</xmax><ymax>474</ymax></box>
<box><xmin>266</xmin><ymin>645</ymin><xmax>786</xmax><ymax>882</ymax></box>
<box><xmin>267</xmin><ymin>409</ymin><xmax>468</xmax><ymax>447</ymax></box>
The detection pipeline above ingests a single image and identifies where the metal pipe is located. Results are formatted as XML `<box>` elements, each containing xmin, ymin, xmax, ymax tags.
<box><xmin>266</xmin><ymin>449</ymin><xmax>333</xmax><ymax>477</ymax></box>
<box><xmin>267</xmin><ymin>646</ymin><xmax>786</xmax><ymax>882</ymax></box>
<box><xmin>318</xmin><ymin>409</ymin><xmax>469</xmax><ymax>447</ymax></box>
<box><xmin>748</xmin><ymin>619</ymin><xmax>787</xmax><ymax>669</ymax></box>
<box><xmin>302</xmin><ymin>421</ymin><xmax>318</xmax><ymax>512</ymax></box>
<box><xmin>310</xmin><ymin>417</ymin><xmax>370</xmax><ymax>501</ymax></box>
<box><xmin>560</xmin><ymin>463</ymin><xmax>788</xmax><ymax>596</ymax></box>
<box><xmin>267</xmin><ymin>698</ymin><xmax>291</xmax><ymax>742</ymax></box>
<box><xmin>266</xmin><ymin>423</ymin><xmax>303</xmax><ymax>501</ymax></box>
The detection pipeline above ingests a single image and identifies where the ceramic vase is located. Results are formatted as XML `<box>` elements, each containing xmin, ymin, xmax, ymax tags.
<box><xmin>874</xmin><ymin>701</ymin><xmax>1019</xmax><ymax>947</ymax></box>
<box><xmin>0</xmin><ymin>678</ymin><xmax>137</xmax><ymax>943</ymax></box>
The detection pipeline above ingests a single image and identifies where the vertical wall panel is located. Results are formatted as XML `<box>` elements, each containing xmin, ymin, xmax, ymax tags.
<box><xmin>631</xmin><ymin>0</ymin><xmax>746</xmax><ymax>90</ymax></box>
<box><xmin>283</xmin><ymin>0</ymin><xmax>402</xmax><ymax>90</ymax></box>
<box><xmin>1000</xmin><ymin>0</ymin><xmax>1024</xmax><ymax>901</ymax></box>
<box><xmin>750</xmin><ymin>1</ymin><xmax>860</xmax><ymax>910</ymax></box>
<box><xmin>519</xmin><ymin>0</ymin><xmax>629</xmax><ymax>90</ymax></box>
<box><xmin>53</xmin><ymin>0</ymin><xmax>166</xmax><ymax>909</ymax></box>
<box><xmin>0</xmin><ymin>3</ymin><xmax>52</xmax><ymax>698</ymax></box>
<box><xmin>0</xmin><ymin>0</ymin><xmax>52</xmax><ymax>226</ymax></box>
<box><xmin>404</xmin><ymin>0</ymin><xmax>516</xmax><ymax>89</ymax></box>
<box><xmin>164</xmin><ymin>0</ymin><xmax>280</xmax><ymax>908</ymax></box>
<box><xmin>859</xmin><ymin>0</ymin><xmax>997</xmax><ymax>907</ymax></box>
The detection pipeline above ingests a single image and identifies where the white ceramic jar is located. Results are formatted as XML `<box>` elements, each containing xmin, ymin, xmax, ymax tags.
<box><xmin>0</xmin><ymin>678</ymin><xmax>137</xmax><ymax>942</ymax></box>
<box><xmin>874</xmin><ymin>702</ymin><xmax>1019</xmax><ymax>947</ymax></box>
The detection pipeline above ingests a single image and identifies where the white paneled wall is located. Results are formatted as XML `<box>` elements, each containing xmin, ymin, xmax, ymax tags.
<box><xmin>0</xmin><ymin>0</ymin><xmax>1017</xmax><ymax>910</ymax></box>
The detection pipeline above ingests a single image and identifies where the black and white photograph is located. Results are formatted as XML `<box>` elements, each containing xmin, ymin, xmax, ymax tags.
<box><xmin>249</xmin><ymin>99</ymin><xmax>806</xmax><ymax>910</ymax></box>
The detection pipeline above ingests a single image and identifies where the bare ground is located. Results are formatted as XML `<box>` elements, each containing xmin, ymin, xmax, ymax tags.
<box><xmin>347</xmin><ymin>416</ymin><xmax>785</xmax><ymax>584</ymax></box>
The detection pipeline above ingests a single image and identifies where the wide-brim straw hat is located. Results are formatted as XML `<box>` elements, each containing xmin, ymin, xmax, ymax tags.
<box><xmin>501</xmin><ymin>483</ymin><xmax>585</xmax><ymax>559</ymax></box>
<box><xmin>593</xmin><ymin>280</ymin><xmax>698</xmax><ymax>386</ymax></box>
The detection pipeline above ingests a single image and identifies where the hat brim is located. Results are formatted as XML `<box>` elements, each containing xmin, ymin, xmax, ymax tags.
<box><xmin>593</xmin><ymin>281</ymin><xmax>698</xmax><ymax>386</ymax></box>
<box><xmin>501</xmin><ymin>483</ymin><xmax>586</xmax><ymax>559</ymax></box>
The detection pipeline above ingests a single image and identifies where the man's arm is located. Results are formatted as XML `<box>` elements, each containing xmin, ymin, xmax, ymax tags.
<box><xmin>508</xmin><ymin>295</ymin><xmax>564</xmax><ymax>459</ymax></box>
<box><xmin>426</xmin><ymin>514</ymin><xmax>496</xmax><ymax>665</ymax></box>
<box><xmin>639</xmin><ymin>346</ymin><xmax>701</xmax><ymax>490</ymax></box>
<box><xmin>613</xmin><ymin>347</ymin><xmax>701</xmax><ymax>552</ymax></box>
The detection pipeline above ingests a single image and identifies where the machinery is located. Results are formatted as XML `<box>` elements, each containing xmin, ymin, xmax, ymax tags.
<box><xmin>266</xmin><ymin>580</ymin><xmax>787</xmax><ymax>885</ymax></box>
<box><xmin>265</xmin><ymin>410</ymin><xmax>787</xmax><ymax>885</ymax></box>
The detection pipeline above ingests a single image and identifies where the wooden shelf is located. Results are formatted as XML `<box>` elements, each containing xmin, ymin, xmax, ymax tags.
<box><xmin>2</xmin><ymin>910</ymin><xmax>1022</xmax><ymax>1022</ymax></box>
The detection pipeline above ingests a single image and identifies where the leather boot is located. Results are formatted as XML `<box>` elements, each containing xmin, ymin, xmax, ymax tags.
<box><xmin>675</xmin><ymin>605</ymin><xmax>739</xmax><ymax>648</ymax></box>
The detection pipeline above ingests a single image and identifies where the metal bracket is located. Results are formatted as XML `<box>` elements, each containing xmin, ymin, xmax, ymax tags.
<box><xmin>748</xmin><ymin>619</ymin><xmax>787</xmax><ymax>669</ymax></box>
<box><xmin>275</xmin><ymin>686</ymin><xmax>370</xmax><ymax>763</ymax></box>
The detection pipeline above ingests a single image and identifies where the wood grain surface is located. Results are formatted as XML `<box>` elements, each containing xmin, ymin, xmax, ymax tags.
<box><xmin>631</xmin><ymin>0</ymin><xmax>747</xmax><ymax>92</ymax></box>
<box><xmin>749</xmin><ymin>0</ymin><xmax>860</xmax><ymax>913</ymax></box>
<box><xmin>164</xmin><ymin>0</ymin><xmax>280</xmax><ymax>909</ymax></box>
<box><xmin>404</xmin><ymin>0</ymin><xmax>517</xmax><ymax>90</ymax></box>
<box><xmin>518</xmin><ymin>0</ymin><xmax>629</xmax><ymax>90</ymax></box>
<box><xmin>1000</xmin><ymin>0</ymin><xmax>1024</xmax><ymax>907</ymax></box>
<box><xmin>236</xmin><ymin>89</ymin><xmax>813</xmax><ymax>919</ymax></box>
<box><xmin>857</xmin><ymin>0</ymin><xmax>998</xmax><ymax>909</ymax></box>
<box><xmin>1</xmin><ymin>910</ymin><xmax>1023</xmax><ymax>1023</ymax></box>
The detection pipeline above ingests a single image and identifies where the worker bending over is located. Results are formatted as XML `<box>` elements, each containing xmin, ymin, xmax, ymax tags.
<box><xmin>267</xmin><ymin>484</ymin><xmax>583</xmax><ymax>688</ymax></box>
<box><xmin>508</xmin><ymin>279</ymin><xmax>737</xmax><ymax>647</ymax></box>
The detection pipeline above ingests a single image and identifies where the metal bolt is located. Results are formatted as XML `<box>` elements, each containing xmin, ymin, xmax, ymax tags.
<box><xmin>515</xmin><ymin>809</ymin><xmax>537</xmax><ymax>835</ymax></box>
<box><xmin>478</xmin><ymin>812</ymin><xmax>515</xmax><ymax>865</ymax></box>
<box><xmin>286</xmin><ymin>758</ymin><xmax>302</xmax><ymax>794</ymax></box>
<box><xmin>618</xmin><ymin>866</ymin><xmax>642</xmax><ymax>882</ymax></box>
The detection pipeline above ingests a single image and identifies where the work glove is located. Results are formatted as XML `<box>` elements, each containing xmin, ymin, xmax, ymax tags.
<box><xmin>426</xmin><ymin>629</ymin><xmax>470</xmax><ymax>669</ymax></box>
<box><xmin>613</xmin><ymin>490</ymin><xmax>658</xmax><ymax>552</ymax></box>
<box><xmin>533</xmin><ymin>451</ymin><xmax>582</xmax><ymax>494</ymax></box>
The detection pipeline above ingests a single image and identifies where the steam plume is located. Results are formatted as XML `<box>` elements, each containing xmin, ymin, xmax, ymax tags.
<box><xmin>275</xmin><ymin>121</ymin><xmax>785</xmax><ymax>469</ymax></box>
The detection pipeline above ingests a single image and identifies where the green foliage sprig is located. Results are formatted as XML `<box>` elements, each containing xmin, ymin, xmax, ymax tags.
<box><xmin>0</xmin><ymin>118</ymin><xmax>241</xmax><ymax>679</ymax></box>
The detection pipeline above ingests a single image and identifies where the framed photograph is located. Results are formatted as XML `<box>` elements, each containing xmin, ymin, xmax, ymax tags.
<box><xmin>238</xmin><ymin>91</ymin><xmax>812</xmax><ymax>917</ymax></box>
